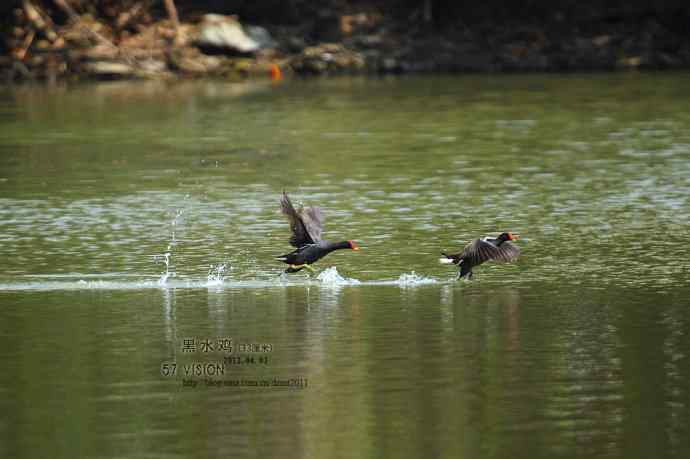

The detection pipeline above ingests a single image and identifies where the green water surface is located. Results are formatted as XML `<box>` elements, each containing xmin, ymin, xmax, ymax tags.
<box><xmin>0</xmin><ymin>74</ymin><xmax>689</xmax><ymax>458</ymax></box>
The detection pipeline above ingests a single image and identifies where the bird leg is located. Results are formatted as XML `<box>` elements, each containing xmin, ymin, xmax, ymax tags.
<box><xmin>457</xmin><ymin>269</ymin><xmax>473</xmax><ymax>281</ymax></box>
<box><xmin>290</xmin><ymin>264</ymin><xmax>316</xmax><ymax>273</ymax></box>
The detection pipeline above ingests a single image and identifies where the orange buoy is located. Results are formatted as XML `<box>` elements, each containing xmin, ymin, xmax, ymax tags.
<box><xmin>270</xmin><ymin>64</ymin><xmax>282</xmax><ymax>81</ymax></box>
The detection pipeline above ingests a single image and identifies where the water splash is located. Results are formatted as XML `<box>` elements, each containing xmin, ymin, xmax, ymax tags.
<box><xmin>154</xmin><ymin>207</ymin><xmax>189</xmax><ymax>285</ymax></box>
<box><xmin>157</xmin><ymin>210</ymin><xmax>184</xmax><ymax>286</ymax></box>
<box><xmin>207</xmin><ymin>263</ymin><xmax>227</xmax><ymax>286</ymax></box>
<box><xmin>157</xmin><ymin>247</ymin><xmax>175</xmax><ymax>285</ymax></box>
<box><xmin>316</xmin><ymin>267</ymin><xmax>360</xmax><ymax>286</ymax></box>
<box><xmin>170</xmin><ymin>209</ymin><xmax>184</xmax><ymax>244</ymax></box>
<box><xmin>396</xmin><ymin>271</ymin><xmax>437</xmax><ymax>287</ymax></box>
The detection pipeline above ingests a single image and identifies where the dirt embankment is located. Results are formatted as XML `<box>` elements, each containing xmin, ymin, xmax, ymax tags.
<box><xmin>3</xmin><ymin>1</ymin><xmax>690</xmax><ymax>83</ymax></box>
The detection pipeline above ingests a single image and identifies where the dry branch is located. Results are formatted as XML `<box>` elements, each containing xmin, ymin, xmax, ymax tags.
<box><xmin>163</xmin><ymin>0</ymin><xmax>181</xmax><ymax>45</ymax></box>
<box><xmin>16</xmin><ymin>29</ymin><xmax>36</xmax><ymax>60</ymax></box>
<box><xmin>116</xmin><ymin>2</ymin><xmax>145</xmax><ymax>30</ymax></box>
<box><xmin>23</xmin><ymin>0</ymin><xmax>58</xmax><ymax>42</ymax></box>
<box><xmin>53</xmin><ymin>0</ymin><xmax>118</xmax><ymax>50</ymax></box>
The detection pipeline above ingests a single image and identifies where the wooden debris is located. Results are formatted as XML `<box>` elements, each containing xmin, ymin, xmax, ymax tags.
<box><xmin>116</xmin><ymin>2</ymin><xmax>145</xmax><ymax>30</ymax></box>
<box><xmin>15</xmin><ymin>29</ymin><xmax>36</xmax><ymax>60</ymax></box>
<box><xmin>163</xmin><ymin>0</ymin><xmax>182</xmax><ymax>46</ymax></box>
<box><xmin>23</xmin><ymin>1</ymin><xmax>58</xmax><ymax>42</ymax></box>
<box><xmin>81</xmin><ymin>61</ymin><xmax>135</xmax><ymax>76</ymax></box>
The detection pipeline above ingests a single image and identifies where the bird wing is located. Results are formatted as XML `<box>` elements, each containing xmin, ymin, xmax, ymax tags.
<box><xmin>280</xmin><ymin>192</ymin><xmax>323</xmax><ymax>247</ymax></box>
<box><xmin>493</xmin><ymin>241</ymin><xmax>520</xmax><ymax>262</ymax></box>
<box><xmin>281</xmin><ymin>192</ymin><xmax>313</xmax><ymax>247</ymax></box>
<box><xmin>299</xmin><ymin>205</ymin><xmax>323</xmax><ymax>243</ymax></box>
<box><xmin>462</xmin><ymin>239</ymin><xmax>520</xmax><ymax>265</ymax></box>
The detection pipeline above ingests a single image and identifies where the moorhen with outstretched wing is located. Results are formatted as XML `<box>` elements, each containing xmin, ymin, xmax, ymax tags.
<box><xmin>440</xmin><ymin>232</ymin><xmax>520</xmax><ymax>280</ymax></box>
<box><xmin>276</xmin><ymin>192</ymin><xmax>359</xmax><ymax>273</ymax></box>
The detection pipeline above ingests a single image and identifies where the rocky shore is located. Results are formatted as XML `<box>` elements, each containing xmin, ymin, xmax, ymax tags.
<box><xmin>3</xmin><ymin>1</ymin><xmax>690</xmax><ymax>83</ymax></box>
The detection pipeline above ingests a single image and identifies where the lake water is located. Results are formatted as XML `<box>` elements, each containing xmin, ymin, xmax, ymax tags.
<box><xmin>1</xmin><ymin>74</ymin><xmax>689</xmax><ymax>458</ymax></box>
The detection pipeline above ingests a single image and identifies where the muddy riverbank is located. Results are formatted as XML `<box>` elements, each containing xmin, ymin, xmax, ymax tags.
<box><xmin>3</xmin><ymin>1</ymin><xmax>690</xmax><ymax>82</ymax></box>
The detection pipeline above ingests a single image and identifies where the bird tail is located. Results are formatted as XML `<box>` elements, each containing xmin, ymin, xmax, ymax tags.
<box><xmin>439</xmin><ymin>251</ymin><xmax>458</xmax><ymax>264</ymax></box>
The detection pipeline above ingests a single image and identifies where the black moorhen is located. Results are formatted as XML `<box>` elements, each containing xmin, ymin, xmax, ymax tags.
<box><xmin>440</xmin><ymin>232</ymin><xmax>520</xmax><ymax>280</ymax></box>
<box><xmin>276</xmin><ymin>192</ymin><xmax>359</xmax><ymax>273</ymax></box>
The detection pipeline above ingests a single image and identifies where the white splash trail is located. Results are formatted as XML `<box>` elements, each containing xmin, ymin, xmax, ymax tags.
<box><xmin>206</xmin><ymin>263</ymin><xmax>227</xmax><ymax>286</ymax></box>
<box><xmin>316</xmin><ymin>266</ymin><xmax>361</xmax><ymax>286</ymax></box>
<box><xmin>0</xmin><ymin>269</ymin><xmax>448</xmax><ymax>291</ymax></box>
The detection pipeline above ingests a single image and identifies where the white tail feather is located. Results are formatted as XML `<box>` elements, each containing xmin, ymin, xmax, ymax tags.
<box><xmin>438</xmin><ymin>257</ymin><xmax>454</xmax><ymax>264</ymax></box>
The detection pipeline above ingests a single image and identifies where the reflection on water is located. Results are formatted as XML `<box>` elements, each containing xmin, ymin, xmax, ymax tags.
<box><xmin>4</xmin><ymin>284</ymin><xmax>686</xmax><ymax>458</ymax></box>
<box><xmin>1</xmin><ymin>74</ymin><xmax>689</xmax><ymax>458</ymax></box>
